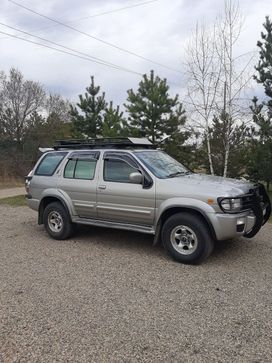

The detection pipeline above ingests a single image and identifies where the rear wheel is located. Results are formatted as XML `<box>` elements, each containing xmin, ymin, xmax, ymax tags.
<box><xmin>161</xmin><ymin>212</ymin><xmax>214</xmax><ymax>264</ymax></box>
<box><xmin>43</xmin><ymin>202</ymin><xmax>73</xmax><ymax>240</ymax></box>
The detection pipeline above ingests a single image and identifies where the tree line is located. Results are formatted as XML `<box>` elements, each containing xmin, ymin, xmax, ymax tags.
<box><xmin>0</xmin><ymin>11</ymin><xmax>271</xmax><ymax>190</ymax></box>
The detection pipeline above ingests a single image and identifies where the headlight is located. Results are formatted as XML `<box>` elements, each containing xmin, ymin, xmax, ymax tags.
<box><xmin>218</xmin><ymin>197</ymin><xmax>242</xmax><ymax>213</ymax></box>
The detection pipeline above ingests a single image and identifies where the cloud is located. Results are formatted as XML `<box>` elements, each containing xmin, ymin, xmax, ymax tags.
<box><xmin>1</xmin><ymin>0</ymin><xmax>272</xmax><ymax>108</ymax></box>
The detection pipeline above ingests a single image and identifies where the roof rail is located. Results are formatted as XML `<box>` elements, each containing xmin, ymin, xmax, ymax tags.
<box><xmin>53</xmin><ymin>137</ymin><xmax>156</xmax><ymax>150</ymax></box>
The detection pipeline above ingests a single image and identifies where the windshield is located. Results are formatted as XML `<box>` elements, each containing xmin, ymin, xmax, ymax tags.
<box><xmin>134</xmin><ymin>150</ymin><xmax>189</xmax><ymax>178</ymax></box>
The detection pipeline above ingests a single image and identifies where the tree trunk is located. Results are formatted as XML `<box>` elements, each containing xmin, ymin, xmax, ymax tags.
<box><xmin>206</xmin><ymin>133</ymin><xmax>214</xmax><ymax>175</ymax></box>
<box><xmin>223</xmin><ymin>142</ymin><xmax>230</xmax><ymax>177</ymax></box>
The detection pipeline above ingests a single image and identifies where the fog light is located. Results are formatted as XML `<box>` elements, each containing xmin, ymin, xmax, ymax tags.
<box><xmin>236</xmin><ymin>217</ymin><xmax>245</xmax><ymax>232</ymax></box>
<box><xmin>237</xmin><ymin>218</ymin><xmax>245</xmax><ymax>225</ymax></box>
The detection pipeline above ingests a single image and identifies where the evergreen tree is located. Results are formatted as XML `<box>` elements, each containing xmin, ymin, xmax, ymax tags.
<box><xmin>102</xmin><ymin>101</ymin><xmax>128</xmax><ymax>137</ymax></box>
<box><xmin>70</xmin><ymin>76</ymin><xmax>107</xmax><ymax>138</ymax></box>
<box><xmin>208</xmin><ymin>112</ymin><xmax>250</xmax><ymax>177</ymax></box>
<box><xmin>249</xmin><ymin>17</ymin><xmax>272</xmax><ymax>190</ymax></box>
<box><xmin>254</xmin><ymin>16</ymin><xmax>272</xmax><ymax>113</ymax></box>
<box><xmin>161</xmin><ymin>104</ymin><xmax>192</xmax><ymax>166</ymax></box>
<box><xmin>23</xmin><ymin>111</ymin><xmax>72</xmax><ymax>165</ymax></box>
<box><xmin>124</xmin><ymin>70</ymin><xmax>179</xmax><ymax>144</ymax></box>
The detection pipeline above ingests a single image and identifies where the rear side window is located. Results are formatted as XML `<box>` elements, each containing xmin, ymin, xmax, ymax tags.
<box><xmin>35</xmin><ymin>152</ymin><xmax>67</xmax><ymax>176</ymax></box>
<box><xmin>64</xmin><ymin>159</ymin><xmax>97</xmax><ymax>180</ymax></box>
<box><xmin>64</xmin><ymin>159</ymin><xmax>76</xmax><ymax>178</ymax></box>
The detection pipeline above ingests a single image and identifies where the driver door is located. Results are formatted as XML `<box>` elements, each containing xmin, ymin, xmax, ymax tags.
<box><xmin>96</xmin><ymin>152</ymin><xmax>155</xmax><ymax>226</ymax></box>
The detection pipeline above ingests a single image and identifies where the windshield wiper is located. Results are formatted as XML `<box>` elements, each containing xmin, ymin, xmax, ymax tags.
<box><xmin>167</xmin><ymin>171</ymin><xmax>190</xmax><ymax>178</ymax></box>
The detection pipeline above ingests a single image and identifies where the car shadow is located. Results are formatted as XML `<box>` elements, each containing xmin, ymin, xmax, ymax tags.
<box><xmin>209</xmin><ymin>237</ymin><xmax>245</xmax><ymax>262</ymax></box>
<box><xmin>38</xmin><ymin>224</ymin><xmax>248</xmax><ymax>263</ymax></box>
<box><xmin>70</xmin><ymin>224</ymin><xmax>166</xmax><ymax>257</ymax></box>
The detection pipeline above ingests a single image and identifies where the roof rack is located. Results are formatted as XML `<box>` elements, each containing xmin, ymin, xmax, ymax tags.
<box><xmin>53</xmin><ymin>137</ymin><xmax>156</xmax><ymax>150</ymax></box>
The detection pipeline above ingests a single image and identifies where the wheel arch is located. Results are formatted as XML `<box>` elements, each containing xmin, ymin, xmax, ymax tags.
<box><xmin>38</xmin><ymin>196</ymin><xmax>71</xmax><ymax>225</ymax></box>
<box><xmin>154</xmin><ymin>206</ymin><xmax>216</xmax><ymax>245</ymax></box>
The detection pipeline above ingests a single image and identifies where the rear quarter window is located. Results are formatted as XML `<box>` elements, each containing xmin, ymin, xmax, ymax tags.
<box><xmin>64</xmin><ymin>159</ymin><xmax>97</xmax><ymax>180</ymax></box>
<box><xmin>35</xmin><ymin>152</ymin><xmax>67</xmax><ymax>176</ymax></box>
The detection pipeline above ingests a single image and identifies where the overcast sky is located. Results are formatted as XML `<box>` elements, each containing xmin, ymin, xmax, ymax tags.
<box><xmin>1</xmin><ymin>0</ymin><xmax>272</xmax><ymax>107</ymax></box>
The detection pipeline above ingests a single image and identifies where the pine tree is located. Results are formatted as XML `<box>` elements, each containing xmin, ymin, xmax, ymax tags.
<box><xmin>162</xmin><ymin>103</ymin><xmax>192</xmax><ymax>166</ymax></box>
<box><xmin>102</xmin><ymin>101</ymin><xmax>128</xmax><ymax>137</ymax></box>
<box><xmin>249</xmin><ymin>17</ymin><xmax>272</xmax><ymax>190</ymax></box>
<box><xmin>70</xmin><ymin>76</ymin><xmax>107</xmax><ymax>138</ymax></box>
<box><xmin>208</xmin><ymin>112</ymin><xmax>250</xmax><ymax>177</ymax></box>
<box><xmin>124</xmin><ymin>70</ymin><xmax>179</xmax><ymax>144</ymax></box>
<box><xmin>254</xmin><ymin>16</ymin><xmax>272</xmax><ymax>113</ymax></box>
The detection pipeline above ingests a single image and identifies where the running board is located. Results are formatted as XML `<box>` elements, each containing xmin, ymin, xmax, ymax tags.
<box><xmin>73</xmin><ymin>217</ymin><xmax>155</xmax><ymax>235</ymax></box>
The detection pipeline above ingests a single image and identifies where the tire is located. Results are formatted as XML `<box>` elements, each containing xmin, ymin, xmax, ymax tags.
<box><xmin>43</xmin><ymin>202</ymin><xmax>73</xmax><ymax>240</ymax></box>
<box><xmin>161</xmin><ymin>212</ymin><xmax>214</xmax><ymax>264</ymax></box>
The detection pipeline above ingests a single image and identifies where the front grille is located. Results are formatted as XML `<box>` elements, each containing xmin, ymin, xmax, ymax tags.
<box><xmin>241</xmin><ymin>186</ymin><xmax>263</xmax><ymax>211</ymax></box>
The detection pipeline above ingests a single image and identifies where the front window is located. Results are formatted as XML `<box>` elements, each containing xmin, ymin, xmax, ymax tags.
<box><xmin>104</xmin><ymin>159</ymin><xmax>137</xmax><ymax>183</ymax></box>
<box><xmin>134</xmin><ymin>150</ymin><xmax>189</xmax><ymax>178</ymax></box>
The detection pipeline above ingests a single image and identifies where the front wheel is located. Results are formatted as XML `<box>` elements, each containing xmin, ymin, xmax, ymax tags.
<box><xmin>43</xmin><ymin>202</ymin><xmax>73</xmax><ymax>240</ymax></box>
<box><xmin>161</xmin><ymin>213</ymin><xmax>214</xmax><ymax>264</ymax></box>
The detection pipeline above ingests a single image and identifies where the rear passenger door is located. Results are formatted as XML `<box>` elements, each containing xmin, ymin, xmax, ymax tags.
<box><xmin>96</xmin><ymin>152</ymin><xmax>155</xmax><ymax>226</ymax></box>
<box><xmin>57</xmin><ymin>152</ymin><xmax>99</xmax><ymax>218</ymax></box>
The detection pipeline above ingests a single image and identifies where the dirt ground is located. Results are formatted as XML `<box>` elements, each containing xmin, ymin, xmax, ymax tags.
<box><xmin>0</xmin><ymin>187</ymin><xmax>25</xmax><ymax>199</ymax></box>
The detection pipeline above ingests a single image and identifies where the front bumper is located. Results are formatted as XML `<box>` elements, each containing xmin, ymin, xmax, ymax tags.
<box><xmin>211</xmin><ymin>184</ymin><xmax>271</xmax><ymax>240</ymax></box>
<box><xmin>210</xmin><ymin>212</ymin><xmax>256</xmax><ymax>240</ymax></box>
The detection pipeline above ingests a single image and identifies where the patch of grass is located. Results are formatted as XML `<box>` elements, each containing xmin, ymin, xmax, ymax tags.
<box><xmin>0</xmin><ymin>195</ymin><xmax>26</xmax><ymax>207</ymax></box>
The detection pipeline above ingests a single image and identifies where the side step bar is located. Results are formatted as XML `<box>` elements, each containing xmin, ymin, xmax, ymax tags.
<box><xmin>73</xmin><ymin>217</ymin><xmax>155</xmax><ymax>235</ymax></box>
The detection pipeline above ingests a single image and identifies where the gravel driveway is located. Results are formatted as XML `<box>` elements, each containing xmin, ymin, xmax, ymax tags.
<box><xmin>0</xmin><ymin>205</ymin><xmax>271</xmax><ymax>363</ymax></box>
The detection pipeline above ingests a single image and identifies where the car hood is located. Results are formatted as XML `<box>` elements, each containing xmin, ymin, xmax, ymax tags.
<box><xmin>165</xmin><ymin>173</ymin><xmax>255</xmax><ymax>197</ymax></box>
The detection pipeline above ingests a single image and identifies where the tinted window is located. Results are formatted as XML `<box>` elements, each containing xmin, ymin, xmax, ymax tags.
<box><xmin>104</xmin><ymin>159</ymin><xmax>137</xmax><ymax>182</ymax></box>
<box><xmin>64</xmin><ymin>159</ymin><xmax>96</xmax><ymax>180</ymax></box>
<box><xmin>35</xmin><ymin>152</ymin><xmax>67</xmax><ymax>176</ymax></box>
<box><xmin>64</xmin><ymin>159</ymin><xmax>76</xmax><ymax>178</ymax></box>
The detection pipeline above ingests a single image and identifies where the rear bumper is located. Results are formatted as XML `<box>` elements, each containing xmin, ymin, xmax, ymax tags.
<box><xmin>27</xmin><ymin>198</ymin><xmax>39</xmax><ymax>211</ymax></box>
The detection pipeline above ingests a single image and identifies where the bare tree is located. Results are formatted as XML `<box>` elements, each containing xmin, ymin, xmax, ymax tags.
<box><xmin>46</xmin><ymin>93</ymin><xmax>71</xmax><ymax>123</ymax></box>
<box><xmin>185</xmin><ymin>0</ymin><xmax>256</xmax><ymax>176</ymax></box>
<box><xmin>0</xmin><ymin>68</ymin><xmax>45</xmax><ymax>145</ymax></box>
<box><xmin>185</xmin><ymin>23</ymin><xmax>222</xmax><ymax>174</ymax></box>
<box><xmin>216</xmin><ymin>0</ymin><xmax>255</xmax><ymax>176</ymax></box>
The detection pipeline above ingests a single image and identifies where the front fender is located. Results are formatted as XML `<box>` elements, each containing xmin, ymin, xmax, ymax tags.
<box><xmin>156</xmin><ymin>197</ymin><xmax>216</xmax><ymax>225</ymax></box>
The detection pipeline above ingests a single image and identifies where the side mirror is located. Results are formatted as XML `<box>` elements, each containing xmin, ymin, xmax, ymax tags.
<box><xmin>129</xmin><ymin>171</ymin><xmax>143</xmax><ymax>184</ymax></box>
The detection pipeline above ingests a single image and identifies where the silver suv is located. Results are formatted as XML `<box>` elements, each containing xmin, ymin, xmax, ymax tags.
<box><xmin>25</xmin><ymin>138</ymin><xmax>271</xmax><ymax>264</ymax></box>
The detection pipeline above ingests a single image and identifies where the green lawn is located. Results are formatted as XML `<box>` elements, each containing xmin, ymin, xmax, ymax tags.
<box><xmin>0</xmin><ymin>195</ymin><xmax>26</xmax><ymax>207</ymax></box>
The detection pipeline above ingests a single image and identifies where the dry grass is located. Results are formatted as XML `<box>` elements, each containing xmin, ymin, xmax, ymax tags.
<box><xmin>0</xmin><ymin>178</ymin><xmax>24</xmax><ymax>189</ymax></box>
<box><xmin>0</xmin><ymin>195</ymin><xmax>26</xmax><ymax>207</ymax></box>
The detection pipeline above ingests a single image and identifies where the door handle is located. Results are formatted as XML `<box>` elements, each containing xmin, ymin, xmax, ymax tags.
<box><xmin>98</xmin><ymin>185</ymin><xmax>106</xmax><ymax>190</ymax></box>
